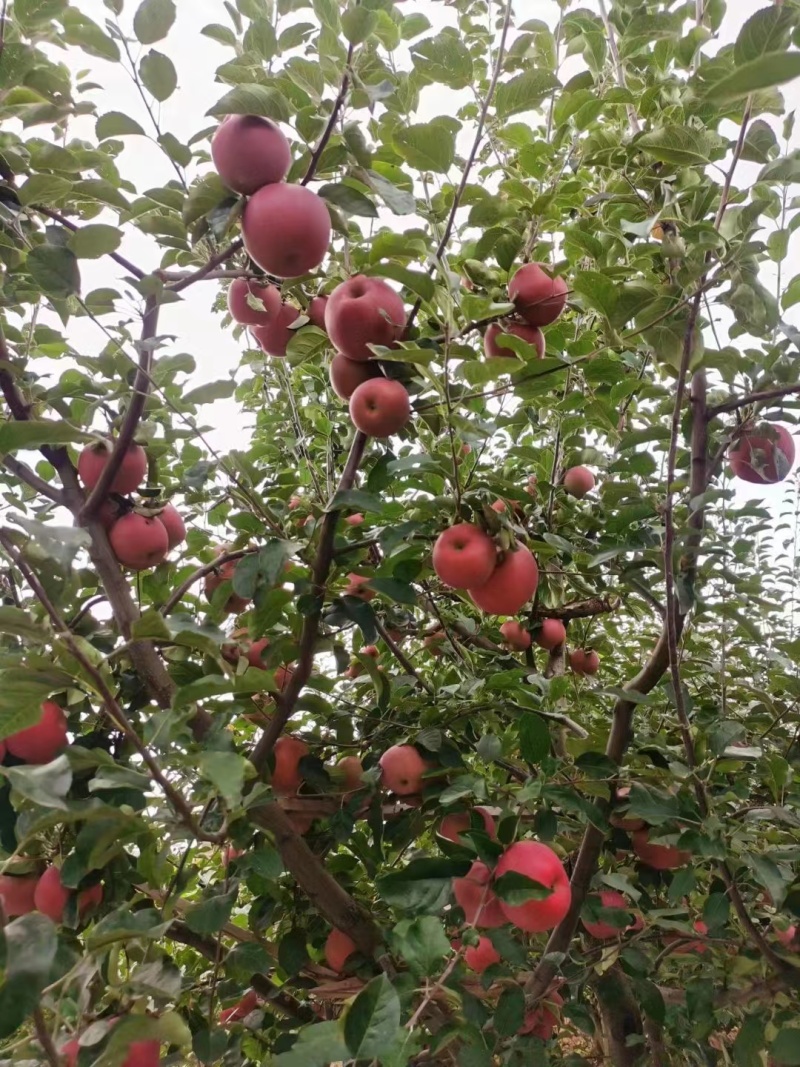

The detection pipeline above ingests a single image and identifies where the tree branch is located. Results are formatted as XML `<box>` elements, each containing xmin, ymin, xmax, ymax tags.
<box><xmin>708</xmin><ymin>382</ymin><xmax>800</xmax><ymax>417</ymax></box>
<box><xmin>301</xmin><ymin>42</ymin><xmax>354</xmax><ymax>186</ymax></box>
<box><xmin>160</xmin><ymin>548</ymin><xmax>257</xmax><ymax>615</ymax></box>
<box><xmin>372</xmin><ymin>615</ymin><xmax>433</xmax><ymax>694</ymax></box>
<box><xmin>533</xmin><ymin>596</ymin><xmax>619</xmax><ymax>622</ymax></box>
<box><xmin>167</xmin><ymin>239</ymin><xmax>244</xmax><ymax>294</ymax></box>
<box><xmin>598</xmin><ymin>0</ymin><xmax>641</xmax><ymax>134</ymax></box>
<box><xmin>2</xmin><ymin>454</ymin><xmax>64</xmax><ymax>504</ymax></box>
<box><xmin>31</xmin><ymin>206</ymin><xmax>146</xmax><ymax>280</ymax></box>
<box><xmin>32</xmin><ymin>1007</ymin><xmax>60</xmax><ymax>1067</ymax></box>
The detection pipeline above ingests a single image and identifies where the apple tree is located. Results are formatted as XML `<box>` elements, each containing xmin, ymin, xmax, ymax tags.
<box><xmin>0</xmin><ymin>0</ymin><xmax>800</xmax><ymax>1063</ymax></box>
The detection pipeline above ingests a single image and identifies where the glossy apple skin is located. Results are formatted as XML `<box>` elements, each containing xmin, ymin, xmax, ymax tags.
<box><xmin>535</xmin><ymin>618</ymin><xmax>566</xmax><ymax>650</ymax></box>
<box><xmin>468</xmin><ymin>545</ymin><xmax>539</xmax><ymax>615</ymax></box>
<box><xmin>7</xmin><ymin>700</ymin><xmax>68</xmax><ymax>764</ymax></box>
<box><xmin>484</xmin><ymin>320</ymin><xmax>545</xmax><ymax>359</ymax></box>
<box><xmin>242</xmin><ymin>183</ymin><xmax>331</xmax><ymax>278</ymax></box>
<box><xmin>78</xmin><ymin>442</ymin><xmax>147</xmax><ymax>495</ymax></box>
<box><xmin>562</xmin><ymin>465</ymin><xmax>595</xmax><ymax>498</ymax></box>
<box><xmin>453</xmin><ymin>861</ymin><xmax>507</xmax><ymax>928</ymax></box>
<box><xmin>250</xmin><ymin>303</ymin><xmax>301</xmax><ymax>357</ymax></box>
<box><xmin>432</xmin><ymin>523</ymin><xmax>496</xmax><ymax>590</ymax></box>
<box><xmin>349</xmin><ymin>378</ymin><xmax>411</xmax><ymax>437</ymax></box>
<box><xmin>325</xmin><ymin>927</ymin><xmax>357</xmax><ymax>971</ymax></box>
<box><xmin>109</xmin><ymin>513</ymin><xmax>169</xmax><ymax>571</ymax></box>
<box><xmin>570</xmin><ymin>648</ymin><xmax>600</xmax><ymax>676</ymax></box>
<box><xmin>379</xmin><ymin>744</ymin><xmax>428</xmax><ymax>795</ymax></box>
<box><xmin>631</xmin><ymin>829</ymin><xmax>691</xmax><ymax>870</ymax></box>
<box><xmin>494</xmin><ymin>841</ymin><xmax>571</xmax><ymax>933</ymax></box>
<box><xmin>227</xmin><ymin>277</ymin><xmax>282</xmax><ymax>326</ymax></box>
<box><xmin>728</xmin><ymin>423</ymin><xmax>796</xmax><ymax>484</ymax></box>
<box><xmin>211</xmin><ymin>114</ymin><xmax>291</xmax><ymax>195</ymax></box>
<box><xmin>508</xmin><ymin>262</ymin><xmax>568</xmax><ymax>326</ymax></box>
<box><xmin>325</xmin><ymin>276</ymin><xmax>406</xmax><ymax>361</ymax></box>
<box><xmin>329</xmin><ymin>353</ymin><xmax>379</xmax><ymax>399</ymax></box>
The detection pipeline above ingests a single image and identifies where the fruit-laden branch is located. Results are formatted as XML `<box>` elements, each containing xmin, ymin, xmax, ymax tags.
<box><xmin>406</xmin><ymin>0</ymin><xmax>514</xmax><ymax>332</ymax></box>
<box><xmin>533</xmin><ymin>596</ymin><xmax>619</xmax><ymax>621</ymax></box>
<box><xmin>32</xmin><ymin>205</ymin><xmax>147</xmax><ymax>280</ymax></box>
<box><xmin>166</xmin><ymin>238</ymin><xmax>244</xmax><ymax>294</ymax></box>
<box><xmin>81</xmin><ymin>296</ymin><xmax>159</xmax><ymax>519</ymax></box>
<box><xmin>2</xmin><ymin>454</ymin><xmax>64</xmax><ymax>504</ymax></box>
<box><xmin>301</xmin><ymin>42</ymin><xmax>355</xmax><ymax>187</ymax></box>
<box><xmin>708</xmin><ymin>382</ymin><xmax>800</xmax><ymax>417</ymax></box>
<box><xmin>160</xmin><ymin>548</ymin><xmax>258</xmax><ymax>615</ymax></box>
<box><xmin>250</xmin><ymin>430</ymin><xmax>368</xmax><ymax>773</ymax></box>
<box><xmin>250</xmin><ymin>801</ymin><xmax>383</xmax><ymax>957</ymax></box>
<box><xmin>0</xmin><ymin>529</ymin><xmax>224</xmax><ymax>844</ymax></box>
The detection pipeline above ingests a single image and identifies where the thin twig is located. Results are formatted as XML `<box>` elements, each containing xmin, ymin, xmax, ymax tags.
<box><xmin>31</xmin><ymin>206</ymin><xmax>146</xmax><ymax>279</ymax></box>
<box><xmin>372</xmin><ymin>616</ymin><xmax>433</xmax><ymax>694</ymax></box>
<box><xmin>160</xmin><ymin>549</ymin><xmax>258</xmax><ymax>615</ymax></box>
<box><xmin>598</xmin><ymin>0</ymin><xmax>641</xmax><ymax>134</ymax></box>
<box><xmin>2</xmin><ymin>455</ymin><xmax>64</xmax><ymax>504</ymax></box>
<box><xmin>301</xmin><ymin>43</ymin><xmax>355</xmax><ymax>186</ymax></box>
<box><xmin>708</xmin><ymin>383</ymin><xmax>800</xmax><ymax>416</ymax></box>
<box><xmin>32</xmin><ymin>1008</ymin><xmax>59</xmax><ymax>1067</ymax></box>
<box><xmin>167</xmin><ymin>239</ymin><xmax>244</xmax><ymax>294</ymax></box>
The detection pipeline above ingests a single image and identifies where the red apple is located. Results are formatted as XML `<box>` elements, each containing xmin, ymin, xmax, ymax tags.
<box><xmin>464</xmin><ymin>935</ymin><xmax>501</xmax><ymax>973</ymax></box>
<box><xmin>7</xmin><ymin>700</ymin><xmax>68</xmax><ymax>764</ymax></box>
<box><xmin>609</xmin><ymin>786</ymin><xmax>646</xmax><ymax>831</ymax></box>
<box><xmin>158</xmin><ymin>503</ymin><xmax>186</xmax><ymax>550</ymax></box>
<box><xmin>728</xmin><ymin>423</ymin><xmax>796</xmax><ymax>484</ymax></box>
<box><xmin>220</xmin><ymin>988</ymin><xmax>259</xmax><ymax>1025</ymax></box>
<box><xmin>271</xmin><ymin>735</ymin><xmax>309</xmax><ymax>795</ymax></box>
<box><xmin>631</xmin><ymin>829</ymin><xmax>690</xmax><ymax>870</ymax></box>
<box><xmin>211</xmin><ymin>114</ymin><xmax>291</xmax><ymax>195</ymax></box>
<box><xmin>274</xmin><ymin>664</ymin><xmax>294</xmax><ymax>691</ymax></box>
<box><xmin>484</xmin><ymin>320</ymin><xmax>545</xmax><ymax>359</ymax></box>
<box><xmin>325</xmin><ymin>927</ymin><xmax>357</xmax><ymax>972</ymax></box>
<box><xmin>494</xmin><ymin>841</ymin><xmax>571</xmax><ymax>932</ymax></box>
<box><xmin>308</xmin><ymin>295</ymin><xmax>328</xmax><ymax>329</ymax></box>
<box><xmin>582</xmin><ymin>890</ymin><xmax>640</xmax><ymax>939</ymax></box>
<box><xmin>432</xmin><ymin>523</ymin><xmax>497</xmax><ymax>590</ymax></box>
<box><xmin>204</xmin><ymin>557</ymin><xmax>250</xmax><ymax>615</ymax></box>
<box><xmin>519</xmin><ymin>989</ymin><xmax>564</xmax><ymax>1040</ymax></box>
<box><xmin>775</xmin><ymin>924</ymin><xmax>798</xmax><ymax>948</ymax></box>
<box><xmin>468</xmin><ymin>545</ymin><xmax>539</xmax><ymax>615</ymax></box>
<box><xmin>349</xmin><ymin>378</ymin><xmax>411</xmax><ymax>437</ymax></box>
<box><xmin>535</xmin><ymin>619</ymin><xmax>566</xmax><ymax>650</ymax></box>
<box><xmin>33</xmin><ymin>865</ymin><xmax>70</xmax><ymax>923</ymax></box>
<box><xmin>491</xmin><ymin>499</ymin><xmax>507</xmax><ymax>512</ymax></box>
<box><xmin>423</xmin><ymin>631</ymin><xmax>445</xmax><ymax>655</ymax></box>
<box><xmin>438</xmin><ymin>807</ymin><xmax>496</xmax><ymax>843</ymax></box>
<box><xmin>508</xmin><ymin>263</ymin><xmax>568</xmax><ymax>326</ymax></box>
<box><xmin>109</xmin><ymin>513</ymin><xmax>169</xmax><ymax>570</ymax></box>
<box><xmin>78</xmin><ymin>441</ymin><xmax>147</xmax><ymax>495</ymax></box>
<box><xmin>325</xmin><ymin>276</ymin><xmax>406</xmax><ymax>361</ymax></box>
<box><xmin>343</xmin><ymin>572</ymin><xmax>374</xmax><ymax>600</ymax></box>
<box><xmin>453</xmin><ymin>861</ymin><xmax>507</xmax><ymax>928</ymax></box>
<box><xmin>667</xmin><ymin>920</ymin><xmax>709</xmax><ymax>954</ymax></box>
<box><xmin>227</xmin><ymin>277</ymin><xmax>282</xmax><ymax>326</ymax></box>
<box><xmin>569</xmin><ymin>648</ymin><xmax>600</xmax><ymax>676</ymax></box>
<box><xmin>562</xmin><ymin>465</ymin><xmax>595</xmax><ymax>498</ymax></box>
<box><xmin>0</xmin><ymin>873</ymin><xmax>39</xmax><ymax>917</ymax></box>
<box><xmin>379</xmin><ymin>744</ymin><xmax>428</xmax><ymax>795</ymax></box>
<box><xmin>250</xmin><ymin>303</ymin><xmax>302</xmax><ymax>357</ymax></box>
<box><xmin>500</xmin><ymin>620</ymin><xmax>531</xmax><ymax>650</ymax></box>
<box><xmin>344</xmin><ymin>513</ymin><xmax>364</xmax><ymax>526</ymax></box>
<box><xmin>242</xmin><ymin>183</ymin><xmax>331</xmax><ymax>278</ymax></box>
<box><xmin>329</xmin><ymin>353</ymin><xmax>380</xmax><ymax>399</ymax></box>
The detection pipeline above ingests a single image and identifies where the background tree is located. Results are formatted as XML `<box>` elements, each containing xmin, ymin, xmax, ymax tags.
<box><xmin>0</xmin><ymin>0</ymin><xmax>799</xmax><ymax>1064</ymax></box>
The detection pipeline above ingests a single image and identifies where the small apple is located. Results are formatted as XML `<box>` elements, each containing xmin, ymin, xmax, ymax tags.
<box><xmin>158</xmin><ymin>503</ymin><xmax>186</xmax><ymax>550</ymax></box>
<box><xmin>631</xmin><ymin>829</ymin><xmax>690</xmax><ymax>870</ymax></box>
<box><xmin>325</xmin><ymin>927</ymin><xmax>357</xmax><ymax>972</ymax></box>
<box><xmin>109</xmin><ymin>513</ymin><xmax>169</xmax><ymax>570</ymax></box>
<box><xmin>271</xmin><ymin>734</ymin><xmax>309</xmax><ymax>795</ymax></box>
<box><xmin>0</xmin><ymin>873</ymin><xmax>39</xmax><ymax>917</ymax></box>
<box><xmin>336</xmin><ymin>755</ymin><xmax>364</xmax><ymax>793</ymax></box>
<box><xmin>464</xmin><ymin>935</ymin><xmax>501</xmax><ymax>973</ymax></box>
<box><xmin>379</xmin><ymin>744</ymin><xmax>428</xmax><ymax>795</ymax></box>
<box><xmin>325</xmin><ymin>275</ymin><xmax>406</xmax><ymax>361</ymax></box>
<box><xmin>34</xmin><ymin>866</ymin><xmax>102</xmax><ymax>924</ymax></box>
<box><xmin>500</xmin><ymin>620</ymin><xmax>531</xmax><ymax>650</ymax></box>
<box><xmin>344</xmin><ymin>513</ymin><xmax>364</xmax><ymax>526</ymax></box>
<box><xmin>308</xmin><ymin>295</ymin><xmax>328</xmax><ymax>329</ymax></box>
<box><xmin>78</xmin><ymin>441</ymin><xmax>147</xmax><ymax>495</ymax></box>
<box><xmin>7</xmin><ymin>700</ymin><xmax>68</xmax><ymax>764</ymax></box>
<box><xmin>329</xmin><ymin>353</ymin><xmax>380</xmax><ymax>399</ymax></box>
<box><xmin>535</xmin><ymin>619</ymin><xmax>566</xmax><ymax>650</ymax></box>
<box><xmin>728</xmin><ymin>422</ymin><xmax>796</xmax><ymax>484</ymax></box>
<box><xmin>562</xmin><ymin>465</ymin><xmax>595</xmax><ymax>498</ymax></box>
<box><xmin>250</xmin><ymin>303</ymin><xmax>302</xmax><ymax>358</ymax></box>
<box><xmin>452</xmin><ymin>860</ymin><xmax>507</xmax><ymax>928</ymax></box>
<box><xmin>667</xmin><ymin>920</ymin><xmax>709</xmax><ymax>954</ymax></box>
<box><xmin>220</xmin><ymin>989</ymin><xmax>259</xmax><ymax>1025</ymax></box>
<box><xmin>494</xmin><ymin>841</ymin><xmax>571</xmax><ymax>932</ymax></box>
<box><xmin>468</xmin><ymin>545</ymin><xmax>539</xmax><ymax>615</ymax></box>
<box><xmin>343</xmin><ymin>572</ymin><xmax>374</xmax><ymax>600</ymax></box>
<box><xmin>349</xmin><ymin>378</ymin><xmax>411</xmax><ymax>437</ymax></box>
<box><xmin>569</xmin><ymin>648</ymin><xmax>600</xmax><ymax>676</ymax></box>
<box><xmin>438</xmin><ymin>807</ymin><xmax>496</xmax><ymax>843</ymax></box>
<box><xmin>432</xmin><ymin>523</ymin><xmax>497</xmax><ymax>590</ymax></box>
<box><xmin>508</xmin><ymin>263</ymin><xmax>568</xmax><ymax>326</ymax></box>
<box><xmin>227</xmin><ymin>277</ymin><xmax>282</xmax><ymax>326</ymax></box>
<box><xmin>242</xmin><ymin>183</ymin><xmax>331</xmax><ymax>279</ymax></box>
<box><xmin>211</xmin><ymin>114</ymin><xmax>291</xmax><ymax>194</ymax></box>
<box><xmin>491</xmin><ymin>498</ymin><xmax>507</xmax><ymax>513</ymax></box>
<box><xmin>581</xmin><ymin>890</ymin><xmax>641</xmax><ymax>939</ymax></box>
<box><xmin>484</xmin><ymin>320</ymin><xmax>545</xmax><ymax>359</ymax></box>
<box><xmin>204</xmin><ymin>557</ymin><xmax>250</xmax><ymax>615</ymax></box>
<box><xmin>775</xmin><ymin>924</ymin><xmax>798</xmax><ymax>949</ymax></box>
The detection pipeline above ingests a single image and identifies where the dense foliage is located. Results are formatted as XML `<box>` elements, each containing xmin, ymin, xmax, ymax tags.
<box><xmin>0</xmin><ymin>0</ymin><xmax>800</xmax><ymax>1064</ymax></box>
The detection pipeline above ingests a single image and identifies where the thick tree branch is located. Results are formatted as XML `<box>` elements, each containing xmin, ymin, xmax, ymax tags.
<box><xmin>301</xmin><ymin>42</ymin><xmax>354</xmax><ymax>186</ymax></box>
<box><xmin>708</xmin><ymin>382</ymin><xmax>800</xmax><ymax>416</ymax></box>
<box><xmin>32</xmin><ymin>206</ymin><xmax>146</xmax><ymax>280</ymax></box>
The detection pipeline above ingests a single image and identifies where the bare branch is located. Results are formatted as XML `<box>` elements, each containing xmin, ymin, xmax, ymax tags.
<box><xmin>2</xmin><ymin>454</ymin><xmax>64</xmax><ymax>504</ymax></box>
<box><xmin>372</xmin><ymin>615</ymin><xmax>433</xmax><ymax>694</ymax></box>
<box><xmin>534</xmin><ymin>596</ymin><xmax>619</xmax><ymax>622</ymax></box>
<box><xmin>708</xmin><ymin>383</ymin><xmax>800</xmax><ymax>417</ymax></box>
<box><xmin>300</xmin><ymin>42</ymin><xmax>355</xmax><ymax>186</ymax></box>
<box><xmin>167</xmin><ymin>239</ymin><xmax>244</xmax><ymax>294</ymax></box>
<box><xmin>32</xmin><ymin>1007</ymin><xmax>60</xmax><ymax>1067</ymax></box>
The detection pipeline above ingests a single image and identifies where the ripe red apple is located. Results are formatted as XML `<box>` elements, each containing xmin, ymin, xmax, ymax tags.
<box><xmin>464</xmin><ymin>935</ymin><xmax>501</xmax><ymax>973</ymax></box>
<box><xmin>438</xmin><ymin>807</ymin><xmax>496</xmax><ymax>843</ymax></box>
<box><xmin>775</xmin><ymin>924</ymin><xmax>798</xmax><ymax>948</ymax></box>
<box><xmin>325</xmin><ymin>927</ymin><xmax>357</xmax><ymax>972</ymax></box>
<box><xmin>508</xmin><ymin>263</ymin><xmax>568</xmax><ymax>326</ymax></box>
<box><xmin>349</xmin><ymin>378</ymin><xmax>411</xmax><ymax>437</ymax></box>
<box><xmin>468</xmin><ymin>545</ymin><xmax>539</xmax><ymax>615</ymax></box>
<box><xmin>569</xmin><ymin>648</ymin><xmax>600</xmax><ymax>676</ymax></box>
<box><xmin>242</xmin><ymin>183</ymin><xmax>331</xmax><ymax>278</ymax></box>
<box><xmin>158</xmin><ymin>503</ymin><xmax>186</xmax><ymax>550</ymax></box>
<box><xmin>609</xmin><ymin>786</ymin><xmax>646</xmax><ymax>831</ymax></box>
<box><xmin>325</xmin><ymin>275</ymin><xmax>406</xmax><ymax>361</ymax></box>
<box><xmin>491</xmin><ymin>498</ymin><xmax>507</xmax><ymax>513</ymax></box>
<box><xmin>271</xmin><ymin>735</ymin><xmax>308</xmax><ymax>795</ymax></box>
<box><xmin>0</xmin><ymin>873</ymin><xmax>39</xmax><ymax>917</ymax></box>
<box><xmin>728</xmin><ymin>423</ymin><xmax>796</xmax><ymax>484</ymax></box>
<box><xmin>494</xmin><ymin>841</ymin><xmax>571</xmax><ymax>932</ymax></box>
<box><xmin>7</xmin><ymin>700</ymin><xmax>68</xmax><ymax>764</ymax></box>
<box><xmin>484</xmin><ymin>320</ymin><xmax>545</xmax><ymax>359</ymax></box>
<box><xmin>582</xmin><ymin>890</ymin><xmax>641</xmax><ymax>939</ymax></box>
<box><xmin>109</xmin><ymin>513</ymin><xmax>169</xmax><ymax>570</ymax></box>
<box><xmin>379</xmin><ymin>744</ymin><xmax>428</xmax><ymax>795</ymax></box>
<box><xmin>78</xmin><ymin>441</ymin><xmax>147</xmax><ymax>495</ymax></box>
<box><xmin>204</xmin><ymin>557</ymin><xmax>250</xmax><ymax>614</ymax></box>
<box><xmin>423</xmin><ymin>631</ymin><xmax>445</xmax><ymax>655</ymax></box>
<box><xmin>631</xmin><ymin>829</ymin><xmax>690</xmax><ymax>870</ymax></box>
<box><xmin>220</xmin><ymin>988</ymin><xmax>259</xmax><ymax>1025</ymax></box>
<box><xmin>344</xmin><ymin>512</ymin><xmax>364</xmax><ymax>526</ymax></box>
<box><xmin>535</xmin><ymin>618</ymin><xmax>566</xmax><ymax>650</ymax></box>
<box><xmin>343</xmin><ymin>572</ymin><xmax>374</xmax><ymax>600</ymax></box>
<box><xmin>519</xmin><ymin>989</ymin><xmax>564</xmax><ymax>1040</ymax></box>
<box><xmin>500</xmin><ymin>620</ymin><xmax>531</xmax><ymax>650</ymax></box>
<box><xmin>34</xmin><ymin>865</ymin><xmax>70</xmax><ymax>922</ymax></box>
<box><xmin>308</xmin><ymin>295</ymin><xmax>328</xmax><ymax>330</ymax></box>
<box><xmin>211</xmin><ymin>114</ymin><xmax>291</xmax><ymax>195</ymax></box>
<box><xmin>562</xmin><ymin>465</ymin><xmax>595</xmax><ymax>498</ymax></box>
<box><xmin>227</xmin><ymin>277</ymin><xmax>282</xmax><ymax>326</ymax></box>
<box><xmin>453</xmin><ymin>860</ymin><xmax>507</xmax><ymax>928</ymax></box>
<box><xmin>668</xmin><ymin>920</ymin><xmax>709</xmax><ymax>954</ymax></box>
<box><xmin>432</xmin><ymin>523</ymin><xmax>497</xmax><ymax>590</ymax></box>
<box><xmin>527</xmin><ymin>474</ymin><xmax>538</xmax><ymax>496</ymax></box>
<box><xmin>250</xmin><ymin>303</ymin><xmax>302</xmax><ymax>357</ymax></box>
<box><xmin>329</xmin><ymin>353</ymin><xmax>380</xmax><ymax>399</ymax></box>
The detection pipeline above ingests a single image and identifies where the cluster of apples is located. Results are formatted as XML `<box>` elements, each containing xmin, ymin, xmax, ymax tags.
<box><xmin>431</xmin><ymin>522</ymin><xmax>539</xmax><ymax>615</ymax></box>
<box><xmin>78</xmin><ymin>441</ymin><xmax>186</xmax><ymax>570</ymax></box>
<box><xmin>727</xmin><ymin>421</ymin><xmax>796</xmax><ymax>484</ymax></box>
<box><xmin>499</xmin><ymin>618</ymin><xmax>600</xmax><ymax>675</ymax></box>
<box><xmin>483</xmin><ymin>261</ymin><xmax>568</xmax><ymax>360</ymax></box>
<box><xmin>0</xmin><ymin>862</ymin><xmax>101</xmax><ymax>923</ymax></box>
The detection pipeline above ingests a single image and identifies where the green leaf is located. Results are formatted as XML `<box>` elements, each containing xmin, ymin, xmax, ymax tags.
<box><xmin>0</xmin><ymin>914</ymin><xmax>58</xmax><ymax>1039</ymax></box>
<box><xmin>318</xmin><ymin>183</ymin><xmax>378</xmax><ymax>217</ymax></box>
<box><xmin>410</xmin><ymin>30</ymin><xmax>473</xmax><ymax>89</ymax></box>
<box><xmin>87</xmin><ymin>907</ymin><xmax>171</xmax><ymax>950</ymax></box>
<box><xmin>389</xmin><ymin>916</ymin><xmax>450</xmax><ymax>976</ymax></box>
<box><xmin>184</xmin><ymin>886</ymin><xmax>238</xmax><ymax>935</ymax></box>
<box><xmin>493</xmin><ymin>870</ymin><xmax>554</xmax><ymax>906</ymax></box>
<box><xmin>365</xmin><ymin>577</ymin><xmax>417</xmax><ymax>606</ymax></box>
<box><xmin>0</xmin><ymin>419</ymin><xmax>85</xmax><ymax>454</ymax></box>
<box><xmin>0</xmin><ymin>668</ymin><xmax>71</xmax><ymax>738</ymax></box>
<box><xmin>198</xmin><ymin>751</ymin><xmax>249</xmax><ymax>805</ymax></box>
<box><xmin>278</xmin><ymin>929</ymin><xmax>309</xmax><ymax>976</ymax></box>
<box><xmin>494</xmin><ymin>984</ymin><xmax>525</xmax><ymax>1038</ymax></box>
<box><xmin>517</xmin><ymin>713</ymin><xmax>550</xmax><ymax>763</ymax></box>
<box><xmin>772</xmin><ymin>1029</ymin><xmax>800</xmax><ymax>1066</ymax></box>
<box><xmin>734</xmin><ymin>7</ymin><xmax>794</xmax><ymax>65</ymax></box>
<box><xmin>184</xmin><ymin>379</ymin><xmax>237</xmax><ymax>405</ymax></box>
<box><xmin>9</xmin><ymin>516</ymin><xmax>92</xmax><ymax>568</ymax></box>
<box><xmin>572</xmin><ymin>270</ymin><xmax>618</xmax><ymax>318</ymax></box>
<box><xmin>0</xmin><ymin>607</ymin><xmax>47</xmax><ymax>643</ymax></box>
<box><xmin>99</xmin><ymin>1013</ymin><xmax>191</xmax><ymax>1064</ymax></box>
<box><xmin>18</xmin><ymin>173</ymin><xmax>73</xmax><ymax>205</ymax></box>
<box><xmin>133</xmin><ymin>0</ymin><xmax>176</xmax><ymax>44</ymax></box>
<box><xmin>344</xmin><ymin>974</ymin><xmax>402</xmax><ymax>1059</ymax></box>
<box><xmin>68</xmin><ymin>224</ymin><xmax>122</xmax><ymax>259</ymax></box>
<box><xmin>733</xmin><ymin>1015</ymin><xmax>766</xmax><ymax>1067</ymax></box>
<box><xmin>139</xmin><ymin>49</ymin><xmax>177</xmax><ymax>101</ymax></box>
<box><xmin>394</xmin><ymin>121</ymin><xmax>455</xmax><ymax>173</ymax></box>
<box><xmin>207</xmin><ymin>83</ymin><xmax>291</xmax><ymax>123</ymax></box>
<box><xmin>341</xmin><ymin>5</ymin><xmax>377</xmax><ymax>45</ymax></box>
<box><xmin>274</xmin><ymin>1023</ymin><xmax>349</xmax><ymax>1067</ymax></box>
<box><xmin>61</xmin><ymin>9</ymin><xmax>119</xmax><ymax>61</ymax></box>
<box><xmin>364</xmin><ymin>170</ymin><xmax>415</xmax><ymax>215</ymax></box>
<box><xmin>26</xmin><ymin>244</ymin><xmax>81</xmax><ymax>298</ymax></box>
<box><xmin>378</xmin><ymin>858</ymin><xmax>470</xmax><ymax>915</ymax></box>
<box><xmin>702</xmin><ymin>51</ymin><xmax>800</xmax><ymax>103</ymax></box>
<box><xmin>495</xmin><ymin>70</ymin><xmax>560</xmax><ymax>118</ymax></box>
<box><xmin>638</xmin><ymin>125</ymin><xmax>722</xmax><ymax>166</ymax></box>
<box><xmin>5</xmin><ymin>755</ymin><xmax>72</xmax><ymax>810</ymax></box>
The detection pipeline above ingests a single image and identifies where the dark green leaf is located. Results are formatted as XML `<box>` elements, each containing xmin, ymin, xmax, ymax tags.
<box><xmin>772</xmin><ymin>1029</ymin><xmax>800</xmax><ymax>1066</ymax></box>
<box><xmin>0</xmin><ymin>914</ymin><xmax>58</xmax><ymax>1039</ymax></box>
<box><xmin>517</xmin><ymin>713</ymin><xmax>551</xmax><ymax>763</ymax></box>
<box><xmin>27</xmin><ymin>244</ymin><xmax>81</xmax><ymax>297</ymax></box>
<box><xmin>207</xmin><ymin>84</ymin><xmax>291</xmax><ymax>123</ymax></box>
<box><xmin>394</xmin><ymin>121</ymin><xmax>455</xmax><ymax>173</ymax></box>
<box><xmin>702</xmin><ymin>51</ymin><xmax>800</xmax><ymax>103</ymax></box>
<box><xmin>344</xmin><ymin>974</ymin><xmax>402</xmax><ymax>1059</ymax></box>
<box><xmin>184</xmin><ymin>886</ymin><xmax>238</xmax><ymax>935</ymax></box>
<box><xmin>318</xmin><ymin>183</ymin><xmax>378</xmax><ymax>217</ymax></box>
